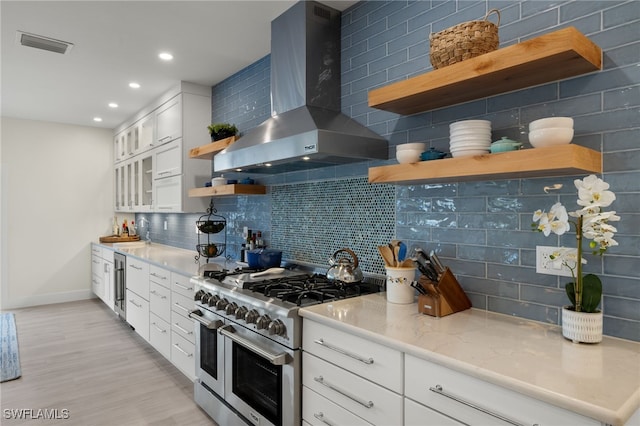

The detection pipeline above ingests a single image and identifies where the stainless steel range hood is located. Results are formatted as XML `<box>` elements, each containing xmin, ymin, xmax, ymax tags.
<box><xmin>214</xmin><ymin>1</ymin><xmax>388</xmax><ymax>174</ymax></box>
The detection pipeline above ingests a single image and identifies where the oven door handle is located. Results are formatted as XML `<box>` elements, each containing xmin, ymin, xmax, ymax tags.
<box><xmin>189</xmin><ymin>309</ymin><xmax>223</xmax><ymax>330</ymax></box>
<box><xmin>219</xmin><ymin>325</ymin><xmax>290</xmax><ymax>366</ymax></box>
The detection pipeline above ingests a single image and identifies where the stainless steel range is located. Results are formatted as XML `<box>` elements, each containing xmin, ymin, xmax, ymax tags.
<box><xmin>189</xmin><ymin>265</ymin><xmax>381</xmax><ymax>426</ymax></box>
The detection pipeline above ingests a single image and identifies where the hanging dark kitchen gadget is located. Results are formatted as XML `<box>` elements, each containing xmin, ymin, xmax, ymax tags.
<box><xmin>195</xmin><ymin>199</ymin><xmax>227</xmax><ymax>262</ymax></box>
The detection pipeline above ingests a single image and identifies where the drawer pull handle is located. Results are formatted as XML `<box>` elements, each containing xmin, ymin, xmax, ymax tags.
<box><xmin>149</xmin><ymin>290</ymin><xmax>167</xmax><ymax>299</ymax></box>
<box><xmin>173</xmin><ymin>323</ymin><xmax>193</xmax><ymax>335</ymax></box>
<box><xmin>313</xmin><ymin>412</ymin><xmax>334</xmax><ymax>426</ymax></box>
<box><xmin>174</xmin><ymin>282</ymin><xmax>193</xmax><ymax>291</ymax></box>
<box><xmin>128</xmin><ymin>299</ymin><xmax>142</xmax><ymax>308</ymax></box>
<box><xmin>173</xmin><ymin>302</ymin><xmax>189</xmax><ymax>313</ymax></box>
<box><xmin>173</xmin><ymin>343</ymin><xmax>193</xmax><ymax>357</ymax></box>
<box><xmin>314</xmin><ymin>338</ymin><xmax>374</xmax><ymax>365</ymax></box>
<box><xmin>314</xmin><ymin>376</ymin><xmax>373</xmax><ymax>409</ymax></box>
<box><xmin>150</xmin><ymin>272</ymin><xmax>168</xmax><ymax>280</ymax></box>
<box><xmin>130</xmin><ymin>264</ymin><xmax>142</xmax><ymax>270</ymax></box>
<box><xmin>151</xmin><ymin>322</ymin><xmax>167</xmax><ymax>333</ymax></box>
<box><xmin>429</xmin><ymin>385</ymin><xmax>528</xmax><ymax>426</ymax></box>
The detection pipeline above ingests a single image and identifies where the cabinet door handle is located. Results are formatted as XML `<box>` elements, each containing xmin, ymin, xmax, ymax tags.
<box><xmin>149</xmin><ymin>290</ymin><xmax>167</xmax><ymax>299</ymax></box>
<box><xmin>313</xmin><ymin>376</ymin><xmax>373</xmax><ymax>409</ymax></box>
<box><xmin>129</xmin><ymin>299</ymin><xmax>142</xmax><ymax>308</ymax></box>
<box><xmin>173</xmin><ymin>343</ymin><xmax>193</xmax><ymax>357</ymax></box>
<box><xmin>151</xmin><ymin>322</ymin><xmax>167</xmax><ymax>333</ymax></box>
<box><xmin>313</xmin><ymin>412</ymin><xmax>335</xmax><ymax>426</ymax></box>
<box><xmin>130</xmin><ymin>264</ymin><xmax>142</xmax><ymax>270</ymax></box>
<box><xmin>173</xmin><ymin>302</ymin><xmax>189</xmax><ymax>313</ymax></box>
<box><xmin>174</xmin><ymin>282</ymin><xmax>193</xmax><ymax>291</ymax></box>
<box><xmin>429</xmin><ymin>385</ymin><xmax>528</xmax><ymax>426</ymax></box>
<box><xmin>150</xmin><ymin>272</ymin><xmax>168</xmax><ymax>280</ymax></box>
<box><xmin>173</xmin><ymin>323</ymin><xmax>193</xmax><ymax>335</ymax></box>
<box><xmin>314</xmin><ymin>338</ymin><xmax>374</xmax><ymax>365</ymax></box>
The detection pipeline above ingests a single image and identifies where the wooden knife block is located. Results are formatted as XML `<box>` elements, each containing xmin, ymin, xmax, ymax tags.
<box><xmin>417</xmin><ymin>268</ymin><xmax>471</xmax><ymax>317</ymax></box>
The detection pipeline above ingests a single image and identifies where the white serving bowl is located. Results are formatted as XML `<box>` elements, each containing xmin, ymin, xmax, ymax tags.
<box><xmin>396</xmin><ymin>149</ymin><xmax>422</xmax><ymax>163</ymax></box>
<box><xmin>451</xmin><ymin>149</ymin><xmax>490</xmax><ymax>157</ymax></box>
<box><xmin>529</xmin><ymin>117</ymin><xmax>574</xmax><ymax>131</ymax></box>
<box><xmin>396</xmin><ymin>142</ymin><xmax>426</xmax><ymax>151</ymax></box>
<box><xmin>528</xmin><ymin>127</ymin><xmax>574</xmax><ymax>148</ymax></box>
<box><xmin>449</xmin><ymin>129</ymin><xmax>492</xmax><ymax>137</ymax></box>
<box><xmin>450</xmin><ymin>119</ymin><xmax>492</xmax><ymax>129</ymax></box>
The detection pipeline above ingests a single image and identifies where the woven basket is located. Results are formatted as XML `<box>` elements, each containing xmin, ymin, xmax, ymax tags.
<box><xmin>429</xmin><ymin>9</ymin><xmax>501</xmax><ymax>69</ymax></box>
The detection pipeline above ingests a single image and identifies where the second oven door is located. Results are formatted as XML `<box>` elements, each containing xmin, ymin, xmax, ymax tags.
<box><xmin>191</xmin><ymin>308</ymin><xmax>225</xmax><ymax>397</ymax></box>
<box><xmin>221</xmin><ymin>324</ymin><xmax>300</xmax><ymax>426</ymax></box>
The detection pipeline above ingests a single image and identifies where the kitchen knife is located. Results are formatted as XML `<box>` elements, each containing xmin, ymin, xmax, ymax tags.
<box><xmin>429</xmin><ymin>250</ymin><xmax>446</xmax><ymax>274</ymax></box>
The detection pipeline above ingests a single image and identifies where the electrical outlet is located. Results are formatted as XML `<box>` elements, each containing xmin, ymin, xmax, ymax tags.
<box><xmin>536</xmin><ymin>245</ymin><xmax>574</xmax><ymax>277</ymax></box>
<box><xmin>195</xmin><ymin>224</ymin><xmax>201</xmax><ymax>235</ymax></box>
<box><xmin>163</xmin><ymin>220</ymin><xmax>168</xmax><ymax>231</ymax></box>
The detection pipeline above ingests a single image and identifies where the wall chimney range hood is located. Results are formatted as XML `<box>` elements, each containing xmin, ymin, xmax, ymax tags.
<box><xmin>214</xmin><ymin>1</ymin><xmax>388</xmax><ymax>174</ymax></box>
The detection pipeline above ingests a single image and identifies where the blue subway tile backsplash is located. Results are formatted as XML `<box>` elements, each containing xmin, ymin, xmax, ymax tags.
<box><xmin>140</xmin><ymin>0</ymin><xmax>639</xmax><ymax>341</ymax></box>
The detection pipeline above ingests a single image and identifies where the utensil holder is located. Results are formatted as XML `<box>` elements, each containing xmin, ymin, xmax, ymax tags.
<box><xmin>417</xmin><ymin>268</ymin><xmax>471</xmax><ymax>317</ymax></box>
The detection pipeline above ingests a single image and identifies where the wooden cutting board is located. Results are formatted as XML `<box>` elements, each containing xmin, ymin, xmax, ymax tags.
<box><xmin>99</xmin><ymin>235</ymin><xmax>141</xmax><ymax>243</ymax></box>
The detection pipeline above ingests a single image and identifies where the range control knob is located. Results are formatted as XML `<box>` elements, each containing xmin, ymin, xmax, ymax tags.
<box><xmin>215</xmin><ymin>298</ymin><xmax>229</xmax><ymax>311</ymax></box>
<box><xmin>235</xmin><ymin>306</ymin><xmax>248</xmax><ymax>320</ymax></box>
<box><xmin>256</xmin><ymin>314</ymin><xmax>271</xmax><ymax>330</ymax></box>
<box><xmin>207</xmin><ymin>294</ymin><xmax>220</xmax><ymax>307</ymax></box>
<box><xmin>225</xmin><ymin>302</ymin><xmax>238</xmax><ymax>316</ymax></box>
<box><xmin>268</xmin><ymin>319</ymin><xmax>286</xmax><ymax>336</ymax></box>
<box><xmin>245</xmin><ymin>309</ymin><xmax>260</xmax><ymax>324</ymax></box>
<box><xmin>194</xmin><ymin>290</ymin><xmax>206</xmax><ymax>302</ymax></box>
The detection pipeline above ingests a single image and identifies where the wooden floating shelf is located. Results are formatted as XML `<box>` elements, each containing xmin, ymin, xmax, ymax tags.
<box><xmin>189</xmin><ymin>136</ymin><xmax>239</xmax><ymax>160</ymax></box>
<box><xmin>368</xmin><ymin>145</ymin><xmax>601</xmax><ymax>185</ymax></box>
<box><xmin>188</xmin><ymin>184</ymin><xmax>266</xmax><ymax>197</ymax></box>
<box><xmin>368</xmin><ymin>27</ymin><xmax>602</xmax><ymax>115</ymax></box>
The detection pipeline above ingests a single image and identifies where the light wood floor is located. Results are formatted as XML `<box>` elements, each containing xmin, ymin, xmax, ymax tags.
<box><xmin>0</xmin><ymin>299</ymin><xmax>216</xmax><ymax>425</ymax></box>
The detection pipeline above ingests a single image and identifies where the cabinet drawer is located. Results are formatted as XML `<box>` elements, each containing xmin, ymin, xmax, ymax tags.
<box><xmin>171</xmin><ymin>332</ymin><xmax>195</xmax><ymax>380</ymax></box>
<box><xmin>149</xmin><ymin>281</ymin><xmax>171</xmax><ymax>320</ymax></box>
<box><xmin>149</xmin><ymin>313</ymin><xmax>171</xmax><ymax>360</ymax></box>
<box><xmin>91</xmin><ymin>244</ymin><xmax>102</xmax><ymax>256</ymax></box>
<box><xmin>171</xmin><ymin>272</ymin><xmax>195</xmax><ymax>298</ymax></box>
<box><xmin>405</xmin><ymin>397</ymin><xmax>463</xmax><ymax>425</ymax></box>
<box><xmin>172</xmin><ymin>292</ymin><xmax>193</xmax><ymax>318</ymax></box>
<box><xmin>171</xmin><ymin>310</ymin><xmax>196</xmax><ymax>344</ymax></box>
<box><xmin>126</xmin><ymin>258</ymin><xmax>149</xmax><ymax>298</ymax></box>
<box><xmin>154</xmin><ymin>175</ymin><xmax>182</xmax><ymax>212</ymax></box>
<box><xmin>405</xmin><ymin>354</ymin><xmax>600</xmax><ymax>426</ymax></box>
<box><xmin>303</xmin><ymin>352</ymin><xmax>402</xmax><ymax>426</ymax></box>
<box><xmin>126</xmin><ymin>289</ymin><xmax>149</xmax><ymax>342</ymax></box>
<box><xmin>91</xmin><ymin>274</ymin><xmax>104</xmax><ymax>299</ymax></box>
<box><xmin>149</xmin><ymin>265</ymin><xmax>171</xmax><ymax>288</ymax></box>
<box><xmin>303</xmin><ymin>320</ymin><xmax>402</xmax><ymax>393</ymax></box>
<box><xmin>303</xmin><ymin>386</ymin><xmax>373</xmax><ymax>426</ymax></box>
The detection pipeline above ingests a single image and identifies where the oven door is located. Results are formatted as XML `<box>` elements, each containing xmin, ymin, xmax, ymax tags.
<box><xmin>190</xmin><ymin>308</ymin><xmax>225</xmax><ymax>396</ymax></box>
<box><xmin>220</xmin><ymin>324</ymin><xmax>300</xmax><ymax>426</ymax></box>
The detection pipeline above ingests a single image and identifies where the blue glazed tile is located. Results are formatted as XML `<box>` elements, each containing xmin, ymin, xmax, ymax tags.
<box><xmin>603</xmin><ymin>316</ymin><xmax>640</xmax><ymax>342</ymax></box>
<box><xmin>431</xmin><ymin>100</ymin><xmax>488</xmax><ymax>124</ymax></box>
<box><xmin>603</xmin><ymin>150</ymin><xmax>640</xmax><ymax>173</ymax></box>
<box><xmin>603</xmin><ymin>296</ymin><xmax>640</xmax><ymax>321</ymax></box>
<box><xmin>459</xmin><ymin>180</ymin><xmax>520</xmax><ymax>197</ymax></box>
<box><xmin>604</xmin><ymin>255</ymin><xmax>640</xmax><ymax>279</ymax></box>
<box><xmin>458</xmin><ymin>245</ymin><xmax>520</xmax><ymax>264</ymax></box>
<box><xmin>369</xmin><ymin>21</ymin><xmax>408</xmax><ymax>50</ymax></box>
<box><xmin>370</xmin><ymin>50</ymin><xmax>409</xmax><ymax>75</ymax></box>
<box><xmin>602</xmin><ymin>275</ymin><xmax>640</xmax><ymax>299</ymax></box>
<box><xmin>369</xmin><ymin>0</ymin><xmax>408</xmax><ymax>25</ymax></box>
<box><xmin>388</xmin><ymin>1</ymin><xmax>432</xmax><ymax>28</ymax></box>
<box><xmin>604</xmin><ymin>128</ymin><xmax>640</xmax><ymax>152</ymax></box>
<box><xmin>351</xmin><ymin>18</ymin><xmax>387</xmax><ymax>46</ymax></box>
<box><xmin>520</xmin><ymin>1</ymin><xmax>557</xmax><ymax>18</ymax></box>
<box><xmin>466</xmin><ymin>292</ymin><xmax>488</xmax><ymax>309</ymax></box>
<box><xmin>459</xmin><ymin>276</ymin><xmax>520</xmax><ymax>298</ymax></box>
<box><xmin>488</xmin><ymin>297</ymin><xmax>560</xmax><ymax>325</ymax></box>
<box><xmin>562</xmin><ymin>66</ymin><xmax>640</xmax><ymax>99</ymax></box>
<box><xmin>405</xmin><ymin>212</ymin><xmax>457</xmax><ymax>228</ymax></box>
<box><xmin>604</xmin><ymin>42</ymin><xmax>640</xmax><ymax>69</ymax></box>
<box><xmin>499</xmin><ymin>9</ymin><xmax>558</xmax><ymax>42</ymax></box>
<box><xmin>520</xmin><ymin>94</ymin><xmax>602</xmax><ymax>124</ymax></box>
<box><xmin>488</xmin><ymin>263</ymin><xmax>560</xmax><ymax>287</ymax></box>
<box><xmin>351</xmin><ymin>70</ymin><xmax>389</xmax><ymax>93</ymax></box>
<box><xmin>521</xmin><ymin>284</ymin><xmax>567</xmax><ymax>307</ymax></box>
<box><xmin>489</xmin><ymin>229</ymin><xmax>550</xmax><ymax>249</ymax></box>
<box><xmin>408</xmin><ymin>1</ymin><xmax>456</xmax><ymax>32</ymax></box>
<box><xmin>458</xmin><ymin>213</ymin><xmax>519</xmax><ymax>230</ymax></box>
<box><xmin>604</xmin><ymin>85</ymin><xmax>640</xmax><ymax>110</ymax></box>
<box><xmin>433</xmin><ymin>228</ymin><xmax>486</xmax><ymax>245</ymax></box>
<box><xmin>398</xmin><ymin>183</ymin><xmax>457</xmax><ymax>198</ymax></box>
<box><xmin>396</xmin><ymin>197</ymin><xmax>432</xmax><ymax>213</ymax></box>
<box><xmin>488</xmin><ymin>84</ymin><xmax>558</xmax><ymax>113</ymax></box>
<box><xmin>445</xmin><ymin>260</ymin><xmax>487</xmax><ymax>278</ymax></box>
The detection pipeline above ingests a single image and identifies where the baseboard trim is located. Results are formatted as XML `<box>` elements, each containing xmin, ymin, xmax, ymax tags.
<box><xmin>1</xmin><ymin>289</ymin><xmax>95</xmax><ymax>310</ymax></box>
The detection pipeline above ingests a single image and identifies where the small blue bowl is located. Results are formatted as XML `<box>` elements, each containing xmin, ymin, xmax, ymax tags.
<box><xmin>420</xmin><ymin>148</ymin><xmax>447</xmax><ymax>161</ymax></box>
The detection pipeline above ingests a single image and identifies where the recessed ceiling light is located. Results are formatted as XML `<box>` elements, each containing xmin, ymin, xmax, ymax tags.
<box><xmin>159</xmin><ymin>52</ymin><xmax>173</xmax><ymax>61</ymax></box>
<box><xmin>129</xmin><ymin>82</ymin><xmax>140</xmax><ymax>89</ymax></box>
<box><xmin>93</xmin><ymin>117</ymin><xmax>103</xmax><ymax>122</ymax></box>
<box><xmin>108</xmin><ymin>102</ymin><xmax>118</xmax><ymax>108</ymax></box>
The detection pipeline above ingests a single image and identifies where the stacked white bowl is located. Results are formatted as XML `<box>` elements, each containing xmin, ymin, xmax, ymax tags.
<box><xmin>449</xmin><ymin>120</ymin><xmax>492</xmax><ymax>157</ymax></box>
<box><xmin>528</xmin><ymin>117</ymin><xmax>574</xmax><ymax>148</ymax></box>
<box><xmin>396</xmin><ymin>142</ymin><xmax>426</xmax><ymax>164</ymax></box>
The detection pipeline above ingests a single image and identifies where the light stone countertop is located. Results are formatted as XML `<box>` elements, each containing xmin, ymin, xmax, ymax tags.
<box><xmin>95</xmin><ymin>242</ymin><xmax>237</xmax><ymax>277</ymax></box>
<box><xmin>299</xmin><ymin>293</ymin><xmax>640</xmax><ymax>426</ymax></box>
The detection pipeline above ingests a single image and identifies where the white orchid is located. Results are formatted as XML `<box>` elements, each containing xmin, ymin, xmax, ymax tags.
<box><xmin>532</xmin><ymin>175</ymin><xmax>620</xmax><ymax>313</ymax></box>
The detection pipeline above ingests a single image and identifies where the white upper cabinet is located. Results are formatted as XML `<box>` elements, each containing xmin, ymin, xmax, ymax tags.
<box><xmin>155</xmin><ymin>95</ymin><xmax>182</xmax><ymax>145</ymax></box>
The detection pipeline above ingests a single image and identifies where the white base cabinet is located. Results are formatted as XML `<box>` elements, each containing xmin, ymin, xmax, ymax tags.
<box><xmin>126</xmin><ymin>289</ymin><xmax>150</xmax><ymax>342</ymax></box>
<box><xmin>170</xmin><ymin>272</ymin><xmax>196</xmax><ymax>380</ymax></box>
<box><xmin>149</xmin><ymin>265</ymin><xmax>172</xmax><ymax>360</ymax></box>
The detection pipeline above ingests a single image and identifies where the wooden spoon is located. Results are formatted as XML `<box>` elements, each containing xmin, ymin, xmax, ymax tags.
<box><xmin>378</xmin><ymin>245</ymin><xmax>395</xmax><ymax>267</ymax></box>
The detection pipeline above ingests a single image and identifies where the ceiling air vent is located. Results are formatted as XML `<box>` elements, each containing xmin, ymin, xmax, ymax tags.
<box><xmin>16</xmin><ymin>31</ymin><xmax>73</xmax><ymax>54</ymax></box>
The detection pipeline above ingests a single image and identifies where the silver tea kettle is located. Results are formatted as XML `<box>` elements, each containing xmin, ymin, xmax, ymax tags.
<box><xmin>326</xmin><ymin>248</ymin><xmax>364</xmax><ymax>283</ymax></box>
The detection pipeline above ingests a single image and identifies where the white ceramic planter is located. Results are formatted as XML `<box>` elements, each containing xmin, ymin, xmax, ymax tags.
<box><xmin>562</xmin><ymin>306</ymin><xmax>603</xmax><ymax>343</ymax></box>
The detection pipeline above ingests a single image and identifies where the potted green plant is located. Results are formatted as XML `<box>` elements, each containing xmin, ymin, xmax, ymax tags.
<box><xmin>532</xmin><ymin>174</ymin><xmax>620</xmax><ymax>343</ymax></box>
<box><xmin>207</xmin><ymin>123</ymin><xmax>238</xmax><ymax>142</ymax></box>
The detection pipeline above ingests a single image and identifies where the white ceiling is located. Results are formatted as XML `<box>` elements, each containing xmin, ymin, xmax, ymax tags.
<box><xmin>1</xmin><ymin>1</ymin><xmax>357</xmax><ymax>130</ymax></box>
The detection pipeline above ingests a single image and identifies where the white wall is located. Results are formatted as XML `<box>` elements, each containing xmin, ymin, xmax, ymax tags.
<box><xmin>1</xmin><ymin>117</ymin><xmax>114</xmax><ymax>309</ymax></box>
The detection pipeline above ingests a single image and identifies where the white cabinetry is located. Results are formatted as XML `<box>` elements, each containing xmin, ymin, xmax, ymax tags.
<box><xmin>113</xmin><ymin>82</ymin><xmax>211</xmax><ymax>213</ymax></box>
<box><xmin>302</xmin><ymin>320</ymin><xmax>403</xmax><ymax>426</ymax></box>
<box><xmin>125</xmin><ymin>256</ymin><xmax>150</xmax><ymax>341</ymax></box>
<box><xmin>404</xmin><ymin>354</ymin><xmax>601</xmax><ymax>426</ymax></box>
<box><xmin>91</xmin><ymin>247</ymin><xmax>104</xmax><ymax>301</ymax></box>
<box><xmin>102</xmin><ymin>248</ymin><xmax>115</xmax><ymax>310</ymax></box>
<box><xmin>149</xmin><ymin>265</ymin><xmax>171</xmax><ymax>360</ymax></box>
<box><xmin>170</xmin><ymin>272</ymin><xmax>196</xmax><ymax>380</ymax></box>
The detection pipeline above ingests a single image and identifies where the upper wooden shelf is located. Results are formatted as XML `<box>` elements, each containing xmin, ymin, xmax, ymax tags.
<box><xmin>368</xmin><ymin>145</ymin><xmax>601</xmax><ymax>185</ymax></box>
<box><xmin>368</xmin><ymin>27</ymin><xmax>602</xmax><ymax>115</ymax></box>
<box><xmin>189</xmin><ymin>136</ymin><xmax>238</xmax><ymax>160</ymax></box>
<box><xmin>188</xmin><ymin>184</ymin><xmax>266</xmax><ymax>198</ymax></box>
